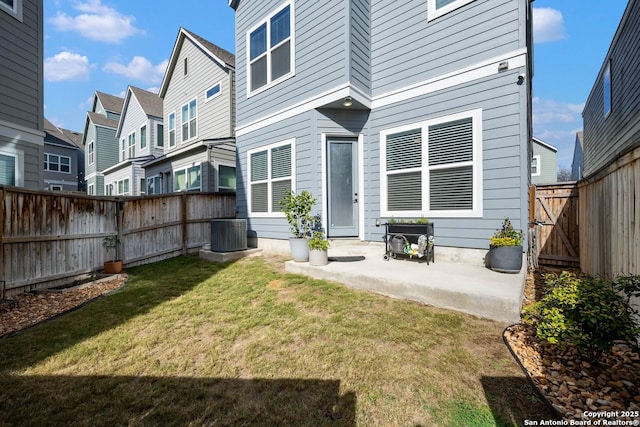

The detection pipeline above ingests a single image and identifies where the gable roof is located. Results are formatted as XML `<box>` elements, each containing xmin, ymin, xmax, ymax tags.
<box><xmin>116</xmin><ymin>86</ymin><xmax>164</xmax><ymax>136</ymax></box>
<box><xmin>95</xmin><ymin>91</ymin><xmax>125</xmax><ymax>114</ymax></box>
<box><xmin>44</xmin><ymin>118</ymin><xmax>84</xmax><ymax>150</ymax></box>
<box><xmin>159</xmin><ymin>27</ymin><xmax>235</xmax><ymax>97</ymax></box>
<box><xmin>532</xmin><ymin>137</ymin><xmax>558</xmax><ymax>153</ymax></box>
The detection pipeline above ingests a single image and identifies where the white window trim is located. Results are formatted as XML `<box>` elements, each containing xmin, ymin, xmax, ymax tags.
<box><xmin>0</xmin><ymin>0</ymin><xmax>23</xmax><ymax>22</ymax></box>
<box><xmin>215</xmin><ymin>161</ymin><xmax>236</xmax><ymax>192</ymax></box>
<box><xmin>180</xmin><ymin>98</ymin><xmax>198</xmax><ymax>143</ymax></box>
<box><xmin>0</xmin><ymin>150</ymin><xmax>23</xmax><ymax>186</ymax></box>
<box><xmin>146</xmin><ymin>174</ymin><xmax>163</xmax><ymax>195</ymax></box>
<box><xmin>88</xmin><ymin>141</ymin><xmax>95</xmax><ymax>166</ymax></box>
<box><xmin>245</xmin><ymin>0</ymin><xmax>296</xmax><ymax>98</ymax></box>
<box><xmin>117</xmin><ymin>178</ymin><xmax>131</xmax><ymax>196</ymax></box>
<box><xmin>44</xmin><ymin>153</ymin><xmax>72</xmax><ymax>174</ymax></box>
<box><xmin>50</xmin><ymin>185</ymin><xmax>63</xmax><ymax>191</ymax></box>
<box><xmin>140</xmin><ymin>124</ymin><xmax>147</xmax><ymax>150</ymax></box>
<box><xmin>247</xmin><ymin>138</ymin><xmax>296</xmax><ymax>218</ymax></box>
<box><xmin>120</xmin><ymin>138</ymin><xmax>126</xmax><ymax>161</ymax></box>
<box><xmin>531</xmin><ymin>155</ymin><xmax>541</xmax><ymax>177</ymax></box>
<box><xmin>105</xmin><ymin>182</ymin><xmax>115</xmax><ymax>196</ymax></box>
<box><xmin>88</xmin><ymin>183</ymin><xmax>95</xmax><ymax>195</ymax></box>
<box><xmin>428</xmin><ymin>0</ymin><xmax>476</xmax><ymax>21</ymax></box>
<box><xmin>168</xmin><ymin>112</ymin><xmax>176</xmax><ymax>148</ymax></box>
<box><xmin>205</xmin><ymin>81</ymin><xmax>223</xmax><ymax>103</ymax></box>
<box><xmin>128</xmin><ymin>131</ymin><xmax>136</xmax><ymax>159</ymax></box>
<box><xmin>156</xmin><ymin>123</ymin><xmax>164</xmax><ymax>148</ymax></box>
<box><xmin>380</xmin><ymin>109</ymin><xmax>483</xmax><ymax>218</ymax></box>
<box><xmin>173</xmin><ymin>164</ymin><xmax>202</xmax><ymax>192</ymax></box>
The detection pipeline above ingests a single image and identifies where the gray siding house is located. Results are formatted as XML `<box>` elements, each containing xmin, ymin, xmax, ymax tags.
<box><xmin>104</xmin><ymin>86</ymin><xmax>164</xmax><ymax>196</ymax></box>
<box><xmin>43</xmin><ymin>118</ymin><xmax>84</xmax><ymax>191</ymax></box>
<box><xmin>571</xmin><ymin>131</ymin><xmax>583</xmax><ymax>181</ymax></box>
<box><xmin>229</xmin><ymin>0</ymin><xmax>534</xmax><ymax>257</ymax></box>
<box><xmin>582</xmin><ymin>0</ymin><xmax>640</xmax><ymax>178</ymax></box>
<box><xmin>82</xmin><ymin>91</ymin><xmax>124</xmax><ymax>195</ymax></box>
<box><xmin>144</xmin><ymin>28</ymin><xmax>236</xmax><ymax>194</ymax></box>
<box><xmin>531</xmin><ymin>137</ymin><xmax>558</xmax><ymax>185</ymax></box>
<box><xmin>0</xmin><ymin>0</ymin><xmax>44</xmax><ymax>189</ymax></box>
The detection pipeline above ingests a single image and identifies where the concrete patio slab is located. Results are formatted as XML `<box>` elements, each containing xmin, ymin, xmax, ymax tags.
<box><xmin>285</xmin><ymin>243</ymin><xmax>526</xmax><ymax>323</ymax></box>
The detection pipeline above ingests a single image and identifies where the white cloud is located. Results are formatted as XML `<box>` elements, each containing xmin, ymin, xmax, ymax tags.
<box><xmin>44</xmin><ymin>51</ymin><xmax>93</xmax><ymax>82</ymax></box>
<box><xmin>103</xmin><ymin>56</ymin><xmax>168</xmax><ymax>85</ymax></box>
<box><xmin>533</xmin><ymin>7</ymin><xmax>566</xmax><ymax>43</ymax></box>
<box><xmin>146</xmin><ymin>87</ymin><xmax>160</xmax><ymax>94</ymax></box>
<box><xmin>49</xmin><ymin>0</ymin><xmax>143</xmax><ymax>44</ymax></box>
<box><xmin>533</xmin><ymin>97</ymin><xmax>584</xmax><ymax>127</ymax></box>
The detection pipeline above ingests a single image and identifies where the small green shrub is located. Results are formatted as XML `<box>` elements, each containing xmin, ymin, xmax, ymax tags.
<box><xmin>523</xmin><ymin>272</ymin><xmax>639</xmax><ymax>359</ymax></box>
<box><xmin>490</xmin><ymin>218</ymin><xmax>523</xmax><ymax>247</ymax></box>
<box><xmin>308</xmin><ymin>231</ymin><xmax>330</xmax><ymax>251</ymax></box>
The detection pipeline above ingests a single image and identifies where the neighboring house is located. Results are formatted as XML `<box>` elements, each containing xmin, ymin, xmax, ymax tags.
<box><xmin>0</xmin><ymin>0</ymin><xmax>44</xmax><ymax>189</ymax></box>
<box><xmin>580</xmin><ymin>0</ymin><xmax>639</xmax><ymax>280</ymax></box>
<box><xmin>103</xmin><ymin>86</ymin><xmax>164</xmax><ymax>196</ymax></box>
<box><xmin>531</xmin><ymin>137</ymin><xmax>558</xmax><ymax>185</ymax></box>
<box><xmin>229</xmin><ymin>0</ymin><xmax>534</xmax><ymax>256</ymax></box>
<box><xmin>571</xmin><ymin>131</ymin><xmax>583</xmax><ymax>181</ymax></box>
<box><xmin>43</xmin><ymin>118</ymin><xmax>84</xmax><ymax>191</ymax></box>
<box><xmin>144</xmin><ymin>28</ymin><xmax>236</xmax><ymax>195</ymax></box>
<box><xmin>82</xmin><ymin>91</ymin><xmax>124</xmax><ymax>195</ymax></box>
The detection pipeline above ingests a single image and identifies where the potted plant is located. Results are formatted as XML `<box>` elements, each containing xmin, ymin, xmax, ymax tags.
<box><xmin>308</xmin><ymin>231</ymin><xmax>330</xmax><ymax>266</ymax></box>
<box><xmin>102</xmin><ymin>235</ymin><xmax>123</xmax><ymax>274</ymax></box>
<box><xmin>279</xmin><ymin>190</ymin><xmax>317</xmax><ymax>261</ymax></box>
<box><xmin>489</xmin><ymin>217</ymin><xmax>524</xmax><ymax>273</ymax></box>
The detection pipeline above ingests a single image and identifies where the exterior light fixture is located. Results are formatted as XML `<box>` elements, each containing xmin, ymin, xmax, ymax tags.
<box><xmin>343</xmin><ymin>96</ymin><xmax>353</xmax><ymax>107</ymax></box>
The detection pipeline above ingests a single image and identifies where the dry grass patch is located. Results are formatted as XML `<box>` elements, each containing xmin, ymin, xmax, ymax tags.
<box><xmin>0</xmin><ymin>255</ymin><xmax>552</xmax><ymax>426</ymax></box>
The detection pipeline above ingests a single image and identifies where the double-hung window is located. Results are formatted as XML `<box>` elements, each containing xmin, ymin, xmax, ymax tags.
<box><xmin>44</xmin><ymin>153</ymin><xmax>71</xmax><ymax>173</ymax></box>
<box><xmin>88</xmin><ymin>141</ymin><xmax>95</xmax><ymax>165</ymax></box>
<box><xmin>157</xmin><ymin>124</ymin><xmax>164</xmax><ymax>147</ymax></box>
<box><xmin>380</xmin><ymin>109</ymin><xmax>482</xmax><ymax>217</ymax></box>
<box><xmin>173</xmin><ymin>165</ymin><xmax>201</xmax><ymax>192</ymax></box>
<box><xmin>247</xmin><ymin>2</ymin><xmax>294</xmax><ymax>94</ymax></box>
<box><xmin>168</xmin><ymin>113</ymin><xmax>176</xmax><ymax>147</ymax></box>
<box><xmin>105</xmin><ymin>183</ymin><xmax>114</xmax><ymax>196</ymax></box>
<box><xmin>118</xmin><ymin>178</ymin><xmax>130</xmax><ymax>195</ymax></box>
<box><xmin>181</xmin><ymin>99</ymin><xmax>197</xmax><ymax>142</ymax></box>
<box><xmin>140</xmin><ymin>125</ymin><xmax>147</xmax><ymax>150</ymax></box>
<box><xmin>428</xmin><ymin>0</ymin><xmax>476</xmax><ymax>21</ymax></box>
<box><xmin>248</xmin><ymin>139</ymin><xmax>294</xmax><ymax>215</ymax></box>
<box><xmin>128</xmin><ymin>132</ymin><xmax>136</xmax><ymax>158</ymax></box>
<box><xmin>120</xmin><ymin>138</ymin><xmax>126</xmax><ymax>161</ymax></box>
<box><xmin>531</xmin><ymin>155</ymin><xmax>541</xmax><ymax>177</ymax></box>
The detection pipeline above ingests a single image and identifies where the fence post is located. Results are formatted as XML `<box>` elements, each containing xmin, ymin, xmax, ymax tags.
<box><xmin>181</xmin><ymin>193</ymin><xmax>188</xmax><ymax>255</ymax></box>
<box><xmin>117</xmin><ymin>199</ymin><xmax>125</xmax><ymax>264</ymax></box>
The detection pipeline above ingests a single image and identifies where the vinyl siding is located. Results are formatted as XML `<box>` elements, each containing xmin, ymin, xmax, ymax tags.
<box><xmin>583</xmin><ymin>0</ymin><xmax>640</xmax><ymax>177</ymax></box>
<box><xmin>235</xmin><ymin>0</ymin><xmax>351</xmax><ymax>125</ymax></box>
<box><xmin>207</xmin><ymin>146</ymin><xmax>236</xmax><ymax>191</ymax></box>
<box><xmin>350</xmin><ymin>0</ymin><xmax>371</xmax><ymax>95</ymax></box>
<box><xmin>96</xmin><ymin>126</ymin><xmax>119</xmax><ymax>172</ymax></box>
<box><xmin>0</xmin><ymin>0</ymin><xmax>42</xmax><ymax>131</ymax></box>
<box><xmin>531</xmin><ymin>142</ymin><xmax>557</xmax><ymax>185</ymax></box>
<box><xmin>371</xmin><ymin>0</ymin><xmax>522</xmax><ymax>95</ymax></box>
<box><xmin>119</xmin><ymin>98</ymin><xmax>163</xmax><ymax>159</ymax></box>
<box><xmin>162</xmin><ymin>38</ymin><xmax>233</xmax><ymax>154</ymax></box>
<box><xmin>43</xmin><ymin>143</ymin><xmax>79</xmax><ymax>191</ymax></box>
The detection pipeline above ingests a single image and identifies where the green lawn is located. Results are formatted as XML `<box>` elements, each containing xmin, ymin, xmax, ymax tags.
<box><xmin>0</xmin><ymin>255</ymin><xmax>552</xmax><ymax>426</ymax></box>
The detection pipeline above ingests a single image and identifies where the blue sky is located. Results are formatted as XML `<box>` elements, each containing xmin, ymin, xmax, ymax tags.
<box><xmin>44</xmin><ymin>0</ymin><xmax>630</xmax><ymax>170</ymax></box>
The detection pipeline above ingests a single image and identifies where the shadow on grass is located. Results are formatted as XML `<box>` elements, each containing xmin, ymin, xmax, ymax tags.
<box><xmin>0</xmin><ymin>255</ymin><xmax>232</xmax><ymax>373</ymax></box>
<box><xmin>0</xmin><ymin>375</ymin><xmax>356</xmax><ymax>426</ymax></box>
<box><xmin>481</xmin><ymin>376</ymin><xmax>557</xmax><ymax>426</ymax></box>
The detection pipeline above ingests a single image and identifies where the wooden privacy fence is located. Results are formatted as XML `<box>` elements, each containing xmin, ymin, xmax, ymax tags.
<box><xmin>530</xmin><ymin>183</ymin><xmax>580</xmax><ymax>268</ymax></box>
<box><xmin>0</xmin><ymin>187</ymin><xmax>236</xmax><ymax>297</ymax></box>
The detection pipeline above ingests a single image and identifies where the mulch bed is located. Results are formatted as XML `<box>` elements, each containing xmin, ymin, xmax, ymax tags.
<box><xmin>0</xmin><ymin>275</ymin><xmax>127</xmax><ymax>338</ymax></box>
<box><xmin>506</xmin><ymin>267</ymin><xmax>640</xmax><ymax>422</ymax></box>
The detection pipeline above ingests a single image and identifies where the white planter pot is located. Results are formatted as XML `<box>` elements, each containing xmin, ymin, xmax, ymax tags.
<box><xmin>309</xmin><ymin>248</ymin><xmax>328</xmax><ymax>266</ymax></box>
<box><xmin>289</xmin><ymin>237</ymin><xmax>309</xmax><ymax>262</ymax></box>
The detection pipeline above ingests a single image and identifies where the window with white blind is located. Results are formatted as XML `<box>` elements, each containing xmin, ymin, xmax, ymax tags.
<box><xmin>248</xmin><ymin>139</ymin><xmax>294</xmax><ymax>215</ymax></box>
<box><xmin>380</xmin><ymin>109</ymin><xmax>482</xmax><ymax>217</ymax></box>
<box><xmin>247</xmin><ymin>1</ymin><xmax>294</xmax><ymax>95</ymax></box>
<box><xmin>428</xmin><ymin>0</ymin><xmax>476</xmax><ymax>21</ymax></box>
<box><xmin>0</xmin><ymin>152</ymin><xmax>17</xmax><ymax>186</ymax></box>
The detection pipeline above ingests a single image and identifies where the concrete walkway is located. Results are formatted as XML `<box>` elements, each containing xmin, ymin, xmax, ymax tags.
<box><xmin>285</xmin><ymin>242</ymin><xmax>526</xmax><ymax>323</ymax></box>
